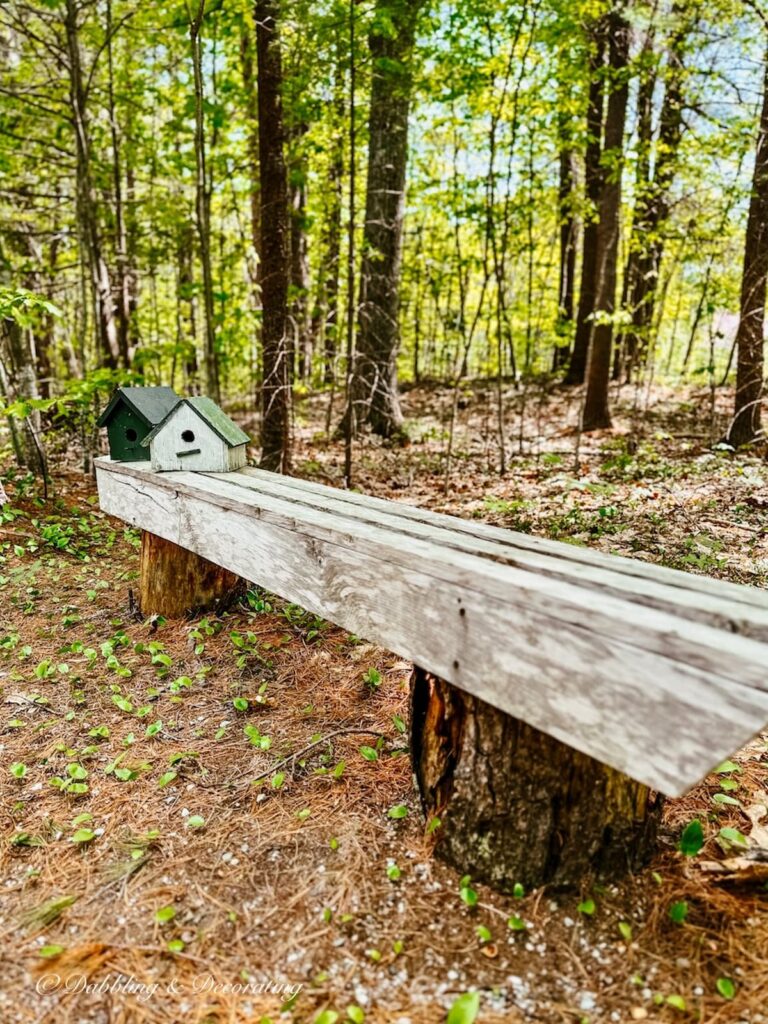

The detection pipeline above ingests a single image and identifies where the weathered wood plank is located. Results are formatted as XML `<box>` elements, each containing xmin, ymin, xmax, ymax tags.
<box><xmin>95</xmin><ymin>458</ymin><xmax>768</xmax><ymax>796</ymax></box>
<box><xmin>221</xmin><ymin>468</ymin><xmax>768</xmax><ymax>634</ymax></box>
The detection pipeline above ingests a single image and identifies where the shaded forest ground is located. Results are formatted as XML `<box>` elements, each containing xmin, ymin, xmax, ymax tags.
<box><xmin>0</xmin><ymin>381</ymin><xmax>767</xmax><ymax>1024</ymax></box>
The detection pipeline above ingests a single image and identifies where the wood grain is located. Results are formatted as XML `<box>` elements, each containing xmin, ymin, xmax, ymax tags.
<box><xmin>95</xmin><ymin>458</ymin><xmax>768</xmax><ymax>796</ymax></box>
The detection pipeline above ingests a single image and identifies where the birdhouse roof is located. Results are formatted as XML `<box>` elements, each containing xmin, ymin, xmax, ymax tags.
<box><xmin>97</xmin><ymin>386</ymin><xmax>180</xmax><ymax>428</ymax></box>
<box><xmin>142</xmin><ymin>396</ymin><xmax>250</xmax><ymax>449</ymax></box>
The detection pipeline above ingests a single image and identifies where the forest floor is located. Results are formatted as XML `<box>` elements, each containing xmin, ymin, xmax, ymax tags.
<box><xmin>1</xmin><ymin>380</ymin><xmax>767</xmax><ymax>1024</ymax></box>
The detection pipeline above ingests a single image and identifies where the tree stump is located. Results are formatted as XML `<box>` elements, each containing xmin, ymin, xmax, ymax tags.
<box><xmin>410</xmin><ymin>667</ymin><xmax>664</xmax><ymax>891</ymax></box>
<box><xmin>139</xmin><ymin>531</ymin><xmax>241</xmax><ymax>619</ymax></box>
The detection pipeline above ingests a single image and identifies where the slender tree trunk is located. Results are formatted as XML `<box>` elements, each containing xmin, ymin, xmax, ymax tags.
<box><xmin>565</xmin><ymin>19</ymin><xmax>606</xmax><ymax>385</ymax></box>
<box><xmin>344</xmin><ymin>0</ymin><xmax>424</xmax><ymax>438</ymax></box>
<box><xmin>0</xmin><ymin>317</ymin><xmax>46</xmax><ymax>477</ymax></box>
<box><xmin>106</xmin><ymin>0</ymin><xmax>131</xmax><ymax>368</ymax></box>
<box><xmin>64</xmin><ymin>0</ymin><xmax>120</xmax><ymax>369</ymax></box>
<box><xmin>614</xmin><ymin>28</ymin><xmax>655</xmax><ymax>382</ymax></box>
<box><xmin>553</xmin><ymin>122</ymin><xmax>578</xmax><ymax>371</ymax></box>
<box><xmin>320</xmin><ymin>83</ymin><xmax>345</xmax><ymax>385</ymax></box>
<box><xmin>190</xmin><ymin>0</ymin><xmax>220</xmax><ymax>403</ymax></box>
<box><xmin>240</xmin><ymin>22</ymin><xmax>261</xmax><ymax>280</ymax></box>
<box><xmin>728</xmin><ymin>40</ymin><xmax>768</xmax><ymax>447</ymax></box>
<box><xmin>289</xmin><ymin>124</ymin><xmax>312</xmax><ymax>380</ymax></box>
<box><xmin>618</xmin><ymin>11</ymin><xmax>686</xmax><ymax>382</ymax></box>
<box><xmin>255</xmin><ymin>0</ymin><xmax>292</xmax><ymax>472</ymax></box>
<box><xmin>177</xmin><ymin>220</ymin><xmax>200</xmax><ymax>391</ymax></box>
<box><xmin>582</xmin><ymin>7</ymin><xmax>631</xmax><ymax>431</ymax></box>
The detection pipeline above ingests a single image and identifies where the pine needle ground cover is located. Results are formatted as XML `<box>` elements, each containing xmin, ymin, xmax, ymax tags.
<box><xmin>1</xmin><ymin>385</ymin><xmax>767</xmax><ymax>1024</ymax></box>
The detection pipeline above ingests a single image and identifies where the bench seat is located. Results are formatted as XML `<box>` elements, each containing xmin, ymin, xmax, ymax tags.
<box><xmin>96</xmin><ymin>457</ymin><xmax>768</xmax><ymax>797</ymax></box>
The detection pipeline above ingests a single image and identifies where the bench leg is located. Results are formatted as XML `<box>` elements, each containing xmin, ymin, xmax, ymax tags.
<box><xmin>139</xmin><ymin>530</ymin><xmax>241</xmax><ymax>618</ymax></box>
<box><xmin>409</xmin><ymin>667</ymin><xmax>664</xmax><ymax>890</ymax></box>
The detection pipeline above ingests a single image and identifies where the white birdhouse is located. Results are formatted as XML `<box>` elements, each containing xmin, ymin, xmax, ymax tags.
<box><xmin>141</xmin><ymin>396</ymin><xmax>249</xmax><ymax>473</ymax></box>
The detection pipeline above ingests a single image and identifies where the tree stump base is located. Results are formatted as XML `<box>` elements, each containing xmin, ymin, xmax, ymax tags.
<box><xmin>139</xmin><ymin>531</ymin><xmax>242</xmax><ymax>619</ymax></box>
<box><xmin>410</xmin><ymin>667</ymin><xmax>664</xmax><ymax>891</ymax></box>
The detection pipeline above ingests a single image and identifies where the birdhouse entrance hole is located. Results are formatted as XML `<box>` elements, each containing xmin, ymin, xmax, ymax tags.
<box><xmin>125</xmin><ymin>428</ymin><xmax>138</xmax><ymax>442</ymax></box>
<box><xmin>181</xmin><ymin>429</ymin><xmax>195</xmax><ymax>443</ymax></box>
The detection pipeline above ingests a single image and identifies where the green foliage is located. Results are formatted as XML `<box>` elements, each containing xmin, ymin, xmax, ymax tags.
<box><xmin>679</xmin><ymin>819</ymin><xmax>704</xmax><ymax>857</ymax></box>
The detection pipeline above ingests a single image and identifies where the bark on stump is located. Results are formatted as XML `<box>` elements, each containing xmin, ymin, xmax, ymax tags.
<box><xmin>139</xmin><ymin>531</ymin><xmax>241</xmax><ymax>619</ymax></box>
<box><xmin>410</xmin><ymin>667</ymin><xmax>663</xmax><ymax>891</ymax></box>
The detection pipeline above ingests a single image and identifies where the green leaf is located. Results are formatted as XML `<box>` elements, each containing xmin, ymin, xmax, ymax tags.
<box><xmin>154</xmin><ymin>905</ymin><xmax>176</xmax><ymax>924</ymax></box>
<box><xmin>157</xmin><ymin>770</ymin><xmax>178</xmax><ymax>788</ymax></box>
<box><xmin>446</xmin><ymin>991</ymin><xmax>480</xmax><ymax>1024</ymax></box>
<box><xmin>347</xmin><ymin>1004</ymin><xmax>365</xmax><ymax>1023</ymax></box>
<box><xmin>145</xmin><ymin>720</ymin><xmax>163</xmax><ymax>737</ymax></box>
<box><xmin>718</xmin><ymin>827</ymin><xmax>748</xmax><ymax>847</ymax></box>
<box><xmin>387</xmin><ymin>863</ymin><xmax>401</xmax><ymax>881</ymax></box>
<box><xmin>10</xmin><ymin>762</ymin><xmax>26</xmax><ymax>779</ymax></box>
<box><xmin>712</xmin><ymin>793</ymin><xmax>741</xmax><ymax>807</ymax></box>
<box><xmin>66</xmin><ymin>763</ymin><xmax>87</xmax><ymax>780</ymax></box>
<box><xmin>665</xmin><ymin>994</ymin><xmax>686</xmax><ymax>1011</ymax></box>
<box><xmin>618</xmin><ymin>921</ymin><xmax>632</xmax><ymax>942</ymax></box>
<box><xmin>359</xmin><ymin>745</ymin><xmax>378</xmax><ymax>761</ymax></box>
<box><xmin>387</xmin><ymin>804</ymin><xmax>408</xmax><ymax>819</ymax></box>
<box><xmin>577</xmin><ymin>899</ymin><xmax>595</xmax><ymax>916</ymax></box>
<box><xmin>679</xmin><ymin>819</ymin><xmax>704</xmax><ymax>857</ymax></box>
<box><xmin>715</xmin><ymin>760</ymin><xmax>739</xmax><ymax>774</ymax></box>
<box><xmin>39</xmin><ymin>945</ymin><xmax>65</xmax><ymax>958</ymax></box>
<box><xmin>669</xmin><ymin>900</ymin><xmax>688</xmax><ymax>924</ymax></box>
<box><xmin>187</xmin><ymin>815</ymin><xmax>205</xmax><ymax>830</ymax></box>
<box><xmin>71</xmin><ymin>828</ymin><xmax>95</xmax><ymax>843</ymax></box>
<box><xmin>716</xmin><ymin>977</ymin><xmax>735</xmax><ymax>1000</ymax></box>
<box><xmin>459</xmin><ymin>886</ymin><xmax>478</xmax><ymax>907</ymax></box>
<box><xmin>507</xmin><ymin>914</ymin><xmax>526</xmax><ymax>931</ymax></box>
<box><xmin>314</xmin><ymin>1013</ymin><xmax>339</xmax><ymax>1024</ymax></box>
<box><xmin>233</xmin><ymin>697</ymin><xmax>249</xmax><ymax>712</ymax></box>
<box><xmin>475</xmin><ymin>924</ymin><xmax>491</xmax><ymax>942</ymax></box>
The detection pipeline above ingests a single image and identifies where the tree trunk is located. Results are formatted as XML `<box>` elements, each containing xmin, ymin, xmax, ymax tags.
<box><xmin>553</xmin><ymin>121</ymin><xmax>578</xmax><ymax>371</ymax></box>
<box><xmin>728</xmin><ymin>40</ymin><xmax>768</xmax><ymax>447</ymax></box>
<box><xmin>190</xmin><ymin>0</ymin><xmax>220</xmax><ymax>403</ymax></box>
<box><xmin>106</xmin><ymin>0</ymin><xmax>131</xmax><ymax>369</ymax></box>
<box><xmin>345</xmin><ymin>0</ymin><xmax>424</xmax><ymax>437</ymax></box>
<box><xmin>139</xmin><ymin>531</ymin><xmax>241</xmax><ymax>618</ymax></box>
<box><xmin>240</xmin><ymin>21</ymin><xmax>261</xmax><ymax>286</ymax></box>
<box><xmin>617</xmin><ymin>10</ymin><xmax>687</xmax><ymax>382</ymax></box>
<box><xmin>410</xmin><ymin>668</ymin><xmax>663</xmax><ymax>890</ymax></box>
<box><xmin>565</xmin><ymin>19</ymin><xmax>606</xmax><ymax>386</ymax></box>
<box><xmin>255</xmin><ymin>0</ymin><xmax>292</xmax><ymax>472</ymax></box>
<box><xmin>0</xmin><ymin>317</ymin><xmax>47</xmax><ymax>477</ymax></box>
<box><xmin>289</xmin><ymin>124</ymin><xmax>312</xmax><ymax>380</ymax></box>
<box><xmin>582</xmin><ymin>7</ymin><xmax>631</xmax><ymax>432</ymax></box>
<box><xmin>320</xmin><ymin>84</ymin><xmax>344</xmax><ymax>386</ymax></box>
<box><xmin>64</xmin><ymin>0</ymin><xmax>120</xmax><ymax>369</ymax></box>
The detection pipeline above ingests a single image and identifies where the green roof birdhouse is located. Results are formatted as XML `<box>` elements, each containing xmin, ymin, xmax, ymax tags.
<box><xmin>142</xmin><ymin>396</ymin><xmax>249</xmax><ymax>473</ymax></box>
<box><xmin>97</xmin><ymin>386</ymin><xmax>181</xmax><ymax>462</ymax></box>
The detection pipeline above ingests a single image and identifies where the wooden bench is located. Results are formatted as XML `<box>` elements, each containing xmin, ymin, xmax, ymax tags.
<box><xmin>96</xmin><ymin>456</ymin><xmax>768</xmax><ymax>889</ymax></box>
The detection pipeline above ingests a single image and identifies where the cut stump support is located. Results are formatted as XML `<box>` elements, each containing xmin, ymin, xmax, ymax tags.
<box><xmin>410</xmin><ymin>667</ymin><xmax>664</xmax><ymax>890</ymax></box>
<box><xmin>139</xmin><ymin>530</ymin><xmax>241</xmax><ymax>618</ymax></box>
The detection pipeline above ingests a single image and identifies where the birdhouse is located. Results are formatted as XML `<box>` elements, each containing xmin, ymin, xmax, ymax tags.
<box><xmin>97</xmin><ymin>386</ymin><xmax>181</xmax><ymax>462</ymax></box>
<box><xmin>141</xmin><ymin>396</ymin><xmax>249</xmax><ymax>473</ymax></box>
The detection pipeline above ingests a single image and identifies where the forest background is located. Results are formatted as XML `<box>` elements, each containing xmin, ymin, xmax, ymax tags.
<box><xmin>0</xmin><ymin>0</ymin><xmax>766</xmax><ymax>478</ymax></box>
